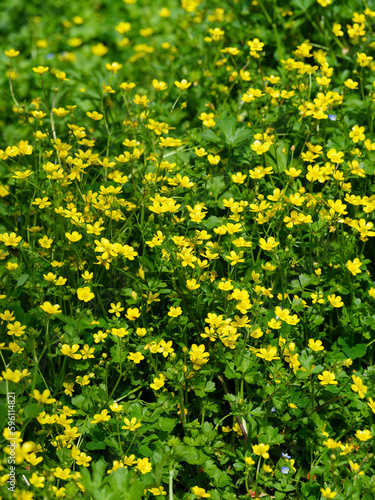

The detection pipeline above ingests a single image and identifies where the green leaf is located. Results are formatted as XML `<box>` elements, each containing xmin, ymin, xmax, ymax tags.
<box><xmin>260</xmin><ymin>425</ymin><xmax>285</xmax><ymax>445</ymax></box>
<box><xmin>86</xmin><ymin>441</ymin><xmax>106</xmax><ymax>451</ymax></box>
<box><xmin>201</xmin><ymin>129</ymin><xmax>222</xmax><ymax>144</ymax></box>
<box><xmin>290</xmin><ymin>273</ymin><xmax>314</xmax><ymax>290</ymax></box>
<box><xmin>71</xmin><ymin>394</ymin><xmax>86</xmax><ymax>409</ymax></box>
<box><xmin>202</xmin><ymin>215</ymin><xmax>221</xmax><ymax>229</ymax></box>
<box><xmin>344</xmin><ymin>343</ymin><xmax>367</xmax><ymax>359</ymax></box>
<box><xmin>206</xmin><ymin>175</ymin><xmax>226</xmax><ymax>197</ymax></box>
<box><xmin>311</xmin><ymin>365</ymin><xmax>324</xmax><ymax>374</ymax></box>
<box><xmin>16</xmin><ymin>273</ymin><xmax>29</xmax><ymax>287</ymax></box>
<box><xmin>24</xmin><ymin>403</ymin><xmax>42</xmax><ymax>419</ymax></box>
<box><xmin>217</xmin><ymin>117</ymin><xmax>236</xmax><ymax>143</ymax></box>
<box><xmin>232</xmin><ymin>127</ymin><xmax>251</xmax><ymax>147</ymax></box>
<box><xmin>153</xmin><ymin>417</ymin><xmax>176</xmax><ymax>433</ymax></box>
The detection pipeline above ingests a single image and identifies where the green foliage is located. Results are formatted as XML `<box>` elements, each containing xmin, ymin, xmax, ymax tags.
<box><xmin>1</xmin><ymin>0</ymin><xmax>375</xmax><ymax>499</ymax></box>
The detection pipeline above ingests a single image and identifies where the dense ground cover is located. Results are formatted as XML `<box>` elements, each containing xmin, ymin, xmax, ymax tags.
<box><xmin>1</xmin><ymin>0</ymin><xmax>375</xmax><ymax>498</ymax></box>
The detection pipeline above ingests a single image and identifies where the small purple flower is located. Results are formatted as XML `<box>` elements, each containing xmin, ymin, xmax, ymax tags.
<box><xmin>281</xmin><ymin>466</ymin><xmax>289</xmax><ymax>474</ymax></box>
<box><xmin>328</xmin><ymin>114</ymin><xmax>336</xmax><ymax>121</ymax></box>
<box><xmin>271</xmin><ymin>407</ymin><xmax>276</xmax><ymax>412</ymax></box>
<box><xmin>282</xmin><ymin>452</ymin><xmax>291</xmax><ymax>459</ymax></box>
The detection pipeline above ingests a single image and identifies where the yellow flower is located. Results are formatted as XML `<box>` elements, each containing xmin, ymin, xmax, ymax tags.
<box><xmin>190</xmin><ymin>344</ymin><xmax>210</xmax><ymax>369</ymax></box>
<box><xmin>351</xmin><ymin>375</ymin><xmax>367</xmax><ymax>398</ymax></box>
<box><xmin>77</xmin><ymin>287</ymin><xmax>95</xmax><ymax>302</ymax></box>
<box><xmin>333</xmin><ymin>23</ymin><xmax>344</xmax><ymax>36</ymax></box>
<box><xmin>308</xmin><ymin>339</ymin><xmax>324</xmax><ymax>351</ymax></box>
<box><xmin>108</xmin><ymin>302</ymin><xmax>124</xmax><ymax>317</ymax></box>
<box><xmin>327</xmin><ymin>294</ymin><xmax>343</xmax><ymax>308</ymax></box>
<box><xmin>174</xmin><ymin>79</ymin><xmax>192</xmax><ymax>90</ymax></box>
<box><xmin>349</xmin><ymin>125</ymin><xmax>365</xmax><ymax>143</ymax></box>
<box><xmin>2</xmin><ymin>232</ymin><xmax>22</xmax><ymax>247</ymax></box>
<box><xmin>91</xmin><ymin>409</ymin><xmax>111</xmax><ymax>424</ymax></box>
<box><xmin>344</xmin><ymin>78</ymin><xmax>358</xmax><ymax>89</ymax></box>
<box><xmin>327</xmin><ymin>149</ymin><xmax>344</xmax><ymax>163</ymax></box>
<box><xmin>7</xmin><ymin>321</ymin><xmax>26</xmax><ymax>337</ymax></box>
<box><xmin>321</xmin><ymin>487</ymin><xmax>337</xmax><ymax>499</ymax></box>
<box><xmin>256</xmin><ymin>345</ymin><xmax>279</xmax><ymax>361</ymax></box>
<box><xmin>39</xmin><ymin>302</ymin><xmax>62</xmax><ymax>315</ymax></box>
<box><xmin>32</xmin><ymin>66</ymin><xmax>49</xmax><ymax>75</ymax></box>
<box><xmin>122</xmin><ymin>417</ymin><xmax>141</xmax><ymax>431</ymax></box>
<box><xmin>252</xmin><ymin>443</ymin><xmax>270</xmax><ymax>458</ymax></box>
<box><xmin>133</xmin><ymin>94</ymin><xmax>149</xmax><ymax>106</ymax></box>
<box><xmin>150</xmin><ymin>374</ymin><xmax>166</xmax><ymax>390</ymax></box>
<box><xmin>5</xmin><ymin>49</ymin><xmax>20</xmax><ymax>58</ymax></box>
<box><xmin>251</xmin><ymin>140</ymin><xmax>271</xmax><ymax>155</ymax></box>
<box><xmin>152</xmin><ymin>79</ymin><xmax>168</xmax><ymax>91</ymax></box>
<box><xmin>207</xmin><ymin>154</ymin><xmax>220</xmax><ymax>165</ymax></box>
<box><xmin>136</xmin><ymin>457</ymin><xmax>152</xmax><ymax>474</ymax></box>
<box><xmin>5</xmin><ymin>262</ymin><xmax>18</xmax><ymax>271</ymax></box>
<box><xmin>168</xmin><ymin>306</ymin><xmax>182</xmax><ymax>317</ymax></box>
<box><xmin>357</xmin><ymin>52</ymin><xmax>373</xmax><ymax>67</ymax></box>
<box><xmin>259</xmin><ymin>237</ymin><xmax>279</xmax><ymax>251</ymax></box>
<box><xmin>195</xmin><ymin>147</ymin><xmax>207</xmax><ymax>156</ymax></box>
<box><xmin>247</xmin><ymin>38</ymin><xmax>264</xmax><ymax>57</ymax></box>
<box><xmin>52</xmin><ymin>107</ymin><xmax>70</xmax><ymax>117</ymax></box>
<box><xmin>125</xmin><ymin>307</ymin><xmax>141</xmax><ymax>320</ymax></box>
<box><xmin>232</xmin><ymin>172</ymin><xmax>247</xmax><ymax>184</ymax></box>
<box><xmin>355</xmin><ymin>429</ymin><xmax>372</xmax><ymax>441</ymax></box>
<box><xmin>136</xmin><ymin>327</ymin><xmax>147</xmax><ymax>337</ymax></box>
<box><xmin>87</xmin><ymin>111</ymin><xmax>103</xmax><ymax>120</ymax></box>
<box><xmin>103</xmin><ymin>83</ymin><xmax>115</xmax><ymax>94</ymax></box>
<box><xmin>29</xmin><ymin>472</ymin><xmax>45</xmax><ymax>488</ymax></box>
<box><xmin>127</xmin><ymin>352</ymin><xmax>145</xmax><ymax>363</ymax></box>
<box><xmin>120</xmin><ymin>82</ymin><xmax>136</xmax><ymax>91</ymax></box>
<box><xmin>81</xmin><ymin>271</ymin><xmax>93</xmax><ymax>281</ymax></box>
<box><xmin>349</xmin><ymin>460</ymin><xmax>364</xmax><ymax>475</ymax></box>
<box><xmin>91</xmin><ymin>43</ymin><xmax>108</xmax><ymax>56</ymax></box>
<box><xmin>12</xmin><ymin>169</ymin><xmax>33</xmax><ymax>179</ymax></box>
<box><xmin>65</xmin><ymin>231</ymin><xmax>82</xmax><ymax>242</ymax></box>
<box><xmin>109</xmin><ymin>402</ymin><xmax>123</xmax><ymax>412</ymax></box>
<box><xmin>323</xmin><ymin>438</ymin><xmax>341</xmax><ymax>449</ymax></box>
<box><xmin>346</xmin><ymin>258</ymin><xmax>362</xmax><ymax>275</ymax></box>
<box><xmin>318</xmin><ymin>371</ymin><xmax>338</xmax><ymax>386</ymax></box>
<box><xmin>2</xmin><ymin>368</ymin><xmax>29</xmax><ymax>382</ymax></box>
<box><xmin>225</xmin><ymin>250</ymin><xmax>245</xmax><ymax>266</ymax></box>
<box><xmin>192</xmin><ymin>486</ymin><xmax>210</xmax><ymax>498</ymax></box>
<box><xmin>105</xmin><ymin>62</ymin><xmax>123</xmax><ymax>74</ymax></box>
<box><xmin>31</xmin><ymin>389</ymin><xmax>56</xmax><ymax>404</ymax></box>
<box><xmin>245</xmin><ymin>456</ymin><xmax>255</xmax><ymax>466</ymax></box>
<box><xmin>186</xmin><ymin>279</ymin><xmax>200</xmax><ymax>290</ymax></box>
<box><xmin>367</xmin><ymin>397</ymin><xmax>375</xmax><ymax>414</ymax></box>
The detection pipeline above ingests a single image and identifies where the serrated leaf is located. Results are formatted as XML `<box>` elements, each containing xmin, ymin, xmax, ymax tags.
<box><xmin>201</xmin><ymin>129</ymin><xmax>222</xmax><ymax>144</ymax></box>
<box><xmin>206</xmin><ymin>175</ymin><xmax>226</xmax><ymax>197</ymax></box>
<box><xmin>232</xmin><ymin>127</ymin><xmax>251</xmax><ymax>147</ymax></box>
<box><xmin>217</xmin><ymin>117</ymin><xmax>236</xmax><ymax>143</ymax></box>
<box><xmin>194</xmin><ymin>389</ymin><xmax>206</xmax><ymax>397</ymax></box>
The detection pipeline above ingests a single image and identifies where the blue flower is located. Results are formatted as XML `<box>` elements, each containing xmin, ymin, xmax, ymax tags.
<box><xmin>328</xmin><ymin>114</ymin><xmax>336</xmax><ymax>121</ymax></box>
<box><xmin>282</xmin><ymin>452</ymin><xmax>291</xmax><ymax>459</ymax></box>
<box><xmin>281</xmin><ymin>466</ymin><xmax>289</xmax><ymax>474</ymax></box>
<box><xmin>271</xmin><ymin>407</ymin><xmax>276</xmax><ymax>412</ymax></box>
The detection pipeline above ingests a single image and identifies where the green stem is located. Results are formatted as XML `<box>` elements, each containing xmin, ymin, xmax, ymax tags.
<box><xmin>169</xmin><ymin>462</ymin><xmax>174</xmax><ymax>500</ymax></box>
